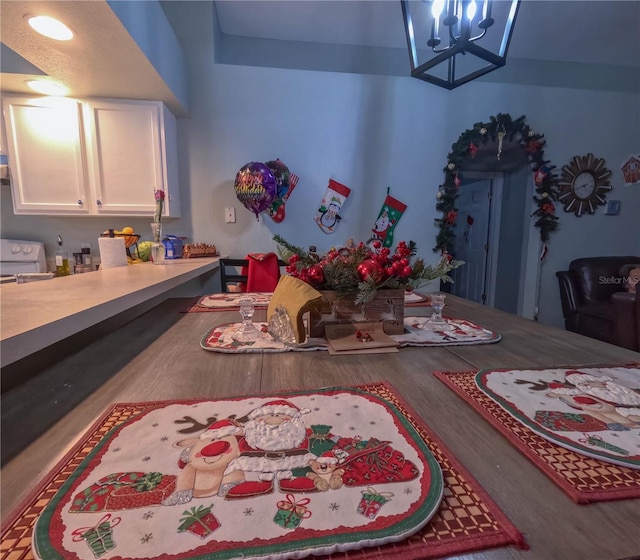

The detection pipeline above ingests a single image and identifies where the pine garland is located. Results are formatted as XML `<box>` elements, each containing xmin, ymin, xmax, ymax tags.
<box><xmin>434</xmin><ymin>113</ymin><xmax>559</xmax><ymax>256</ymax></box>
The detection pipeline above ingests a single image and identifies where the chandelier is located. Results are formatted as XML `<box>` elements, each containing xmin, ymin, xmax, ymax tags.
<box><xmin>401</xmin><ymin>0</ymin><xmax>521</xmax><ymax>89</ymax></box>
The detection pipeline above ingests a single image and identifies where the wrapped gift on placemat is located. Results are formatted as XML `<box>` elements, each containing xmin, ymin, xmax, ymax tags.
<box><xmin>70</xmin><ymin>472</ymin><xmax>176</xmax><ymax>512</ymax></box>
<box><xmin>177</xmin><ymin>504</ymin><xmax>220</xmax><ymax>539</ymax></box>
<box><xmin>273</xmin><ymin>495</ymin><xmax>312</xmax><ymax>529</ymax></box>
<box><xmin>357</xmin><ymin>487</ymin><xmax>394</xmax><ymax>519</ymax></box>
<box><xmin>71</xmin><ymin>514</ymin><xmax>120</xmax><ymax>558</ymax></box>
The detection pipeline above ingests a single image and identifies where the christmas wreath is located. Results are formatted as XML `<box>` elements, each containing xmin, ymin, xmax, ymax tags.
<box><xmin>274</xmin><ymin>235</ymin><xmax>463</xmax><ymax>304</ymax></box>
<box><xmin>434</xmin><ymin>113</ymin><xmax>559</xmax><ymax>256</ymax></box>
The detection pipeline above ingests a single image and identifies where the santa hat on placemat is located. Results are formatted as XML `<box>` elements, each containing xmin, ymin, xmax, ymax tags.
<box><xmin>549</xmin><ymin>382</ymin><xmax>571</xmax><ymax>390</ymax></box>
<box><xmin>316</xmin><ymin>452</ymin><xmax>339</xmax><ymax>465</ymax></box>
<box><xmin>573</xmin><ymin>396</ymin><xmax>599</xmax><ymax>405</ymax></box>
<box><xmin>565</xmin><ymin>370</ymin><xmax>589</xmax><ymax>378</ymax></box>
<box><xmin>199</xmin><ymin>418</ymin><xmax>242</xmax><ymax>440</ymax></box>
<box><xmin>248</xmin><ymin>399</ymin><xmax>310</xmax><ymax>420</ymax></box>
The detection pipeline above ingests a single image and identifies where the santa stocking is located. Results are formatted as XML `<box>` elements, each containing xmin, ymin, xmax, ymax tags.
<box><xmin>314</xmin><ymin>179</ymin><xmax>351</xmax><ymax>234</ymax></box>
<box><xmin>270</xmin><ymin>173</ymin><xmax>299</xmax><ymax>223</ymax></box>
<box><xmin>370</xmin><ymin>192</ymin><xmax>407</xmax><ymax>247</ymax></box>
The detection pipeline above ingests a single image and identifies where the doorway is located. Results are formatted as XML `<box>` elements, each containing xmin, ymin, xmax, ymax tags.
<box><xmin>451</xmin><ymin>178</ymin><xmax>498</xmax><ymax>306</ymax></box>
<box><xmin>450</xmin><ymin>167</ymin><xmax>536</xmax><ymax>316</ymax></box>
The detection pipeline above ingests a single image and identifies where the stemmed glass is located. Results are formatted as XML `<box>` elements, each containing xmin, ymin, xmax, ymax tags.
<box><xmin>425</xmin><ymin>293</ymin><xmax>452</xmax><ymax>331</ymax></box>
<box><xmin>232</xmin><ymin>298</ymin><xmax>261</xmax><ymax>341</ymax></box>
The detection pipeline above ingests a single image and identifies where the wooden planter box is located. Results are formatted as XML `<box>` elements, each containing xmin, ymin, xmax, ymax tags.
<box><xmin>308</xmin><ymin>289</ymin><xmax>405</xmax><ymax>337</ymax></box>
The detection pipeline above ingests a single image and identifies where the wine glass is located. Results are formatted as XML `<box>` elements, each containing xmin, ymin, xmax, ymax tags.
<box><xmin>232</xmin><ymin>298</ymin><xmax>261</xmax><ymax>341</ymax></box>
<box><xmin>425</xmin><ymin>293</ymin><xmax>452</xmax><ymax>331</ymax></box>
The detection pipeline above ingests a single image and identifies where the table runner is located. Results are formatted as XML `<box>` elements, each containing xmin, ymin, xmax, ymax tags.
<box><xmin>201</xmin><ymin>317</ymin><xmax>500</xmax><ymax>353</ymax></box>
<box><xmin>2</xmin><ymin>383</ymin><xmax>526</xmax><ymax>560</ymax></box>
<box><xmin>182</xmin><ymin>293</ymin><xmax>431</xmax><ymax>313</ymax></box>
<box><xmin>435</xmin><ymin>367</ymin><xmax>640</xmax><ymax>503</ymax></box>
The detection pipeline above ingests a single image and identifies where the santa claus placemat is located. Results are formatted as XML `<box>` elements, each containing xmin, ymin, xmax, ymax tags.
<box><xmin>183</xmin><ymin>293</ymin><xmax>273</xmax><ymax>313</ymax></box>
<box><xmin>184</xmin><ymin>293</ymin><xmax>433</xmax><ymax>313</ymax></box>
<box><xmin>392</xmin><ymin>317</ymin><xmax>501</xmax><ymax>346</ymax></box>
<box><xmin>402</xmin><ymin>292</ymin><xmax>431</xmax><ymax>307</ymax></box>
<box><xmin>200</xmin><ymin>322</ymin><xmax>327</xmax><ymax>353</ymax></box>
<box><xmin>435</xmin><ymin>366</ymin><xmax>640</xmax><ymax>503</ymax></box>
<box><xmin>5</xmin><ymin>384</ymin><xmax>527</xmax><ymax>560</ymax></box>
<box><xmin>32</xmin><ymin>386</ymin><xmax>444</xmax><ymax>559</ymax></box>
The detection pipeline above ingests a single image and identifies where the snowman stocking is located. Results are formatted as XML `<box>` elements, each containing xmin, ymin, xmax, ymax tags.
<box><xmin>314</xmin><ymin>179</ymin><xmax>351</xmax><ymax>234</ymax></box>
<box><xmin>369</xmin><ymin>192</ymin><xmax>407</xmax><ymax>247</ymax></box>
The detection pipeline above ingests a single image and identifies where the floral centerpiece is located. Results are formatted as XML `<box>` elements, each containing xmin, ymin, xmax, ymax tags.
<box><xmin>274</xmin><ymin>235</ymin><xmax>463</xmax><ymax>304</ymax></box>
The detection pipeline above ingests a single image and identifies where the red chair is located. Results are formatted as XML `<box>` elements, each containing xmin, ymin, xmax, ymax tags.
<box><xmin>220</xmin><ymin>254</ymin><xmax>286</xmax><ymax>293</ymax></box>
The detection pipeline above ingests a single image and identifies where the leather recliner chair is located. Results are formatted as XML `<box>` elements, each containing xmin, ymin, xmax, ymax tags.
<box><xmin>556</xmin><ymin>256</ymin><xmax>640</xmax><ymax>346</ymax></box>
<box><xmin>611</xmin><ymin>264</ymin><xmax>640</xmax><ymax>352</ymax></box>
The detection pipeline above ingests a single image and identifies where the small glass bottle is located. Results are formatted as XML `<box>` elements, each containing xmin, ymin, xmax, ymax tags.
<box><xmin>81</xmin><ymin>243</ymin><xmax>92</xmax><ymax>268</ymax></box>
<box><xmin>55</xmin><ymin>235</ymin><xmax>70</xmax><ymax>276</ymax></box>
<box><xmin>150</xmin><ymin>222</ymin><xmax>165</xmax><ymax>264</ymax></box>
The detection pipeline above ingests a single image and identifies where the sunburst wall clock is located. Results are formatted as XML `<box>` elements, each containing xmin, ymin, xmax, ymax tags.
<box><xmin>557</xmin><ymin>153</ymin><xmax>612</xmax><ymax>216</ymax></box>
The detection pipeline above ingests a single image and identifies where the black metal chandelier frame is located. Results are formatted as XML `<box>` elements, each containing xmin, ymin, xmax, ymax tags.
<box><xmin>401</xmin><ymin>0</ymin><xmax>521</xmax><ymax>90</ymax></box>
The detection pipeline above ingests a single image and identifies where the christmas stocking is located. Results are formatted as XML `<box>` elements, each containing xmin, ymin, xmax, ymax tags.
<box><xmin>369</xmin><ymin>192</ymin><xmax>407</xmax><ymax>247</ymax></box>
<box><xmin>270</xmin><ymin>173</ymin><xmax>299</xmax><ymax>223</ymax></box>
<box><xmin>314</xmin><ymin>179</ymin><xmax>351</xmax><ymax>234</ymax></box>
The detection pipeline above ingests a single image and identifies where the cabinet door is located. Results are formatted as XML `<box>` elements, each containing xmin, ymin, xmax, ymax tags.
<box><xmin>84</xmin><ymin>100</ymin><xmax>167</xmax><ymax>215</ymax></box>
<box><xmin>2</xmin><ymin>96</ymin><xmax>89</xmax><ymax>214</ymax></box>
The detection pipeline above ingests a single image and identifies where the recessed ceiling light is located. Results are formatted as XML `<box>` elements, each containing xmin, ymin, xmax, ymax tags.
<box><xmin>27</xmin><ymin>15</ymin><xmax>74</xmax><ymax>41</ymax></box>
<box><xmin>26</xmin><ymin>80</ymin><xmax>68</xmax><ymax>96</ymax></box>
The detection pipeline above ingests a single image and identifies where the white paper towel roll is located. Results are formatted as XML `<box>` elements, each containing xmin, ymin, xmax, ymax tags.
<box><xmin>98</xmin><ymin>237</ymin><xmax>128</xmax><ymax>268</ymax></box>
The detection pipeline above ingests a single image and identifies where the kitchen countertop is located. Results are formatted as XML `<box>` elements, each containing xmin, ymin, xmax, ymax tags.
<box><xmin>0</xmin><ymin>258</ymin><xmax>221</xmax><ymax>368</ymax></box>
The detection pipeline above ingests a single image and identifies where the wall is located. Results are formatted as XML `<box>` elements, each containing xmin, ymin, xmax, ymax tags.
<box><xmin>169</xmin><ymin>1</ymin><xmax>640</xmax><ymax>328</ymax></box>
<box><xmin>2</xmin><ymin>1</ymin><xmax>639</xmax><ymax>329</ymax></box>
<box><xmin>106</xmin><ymin>0</ymin><xmax>189</xmax><ymax>113</ymax></box>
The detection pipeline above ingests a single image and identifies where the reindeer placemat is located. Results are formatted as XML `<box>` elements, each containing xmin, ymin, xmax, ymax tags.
<box><xmin>435</xmin><ymin>366</ymin><xmax>640</xmax><ymax>503</ymax></box>
<box><xmin>3</xmin><ymin>383</ymin><xmax>527</xmax><ymax>560</ymax></box>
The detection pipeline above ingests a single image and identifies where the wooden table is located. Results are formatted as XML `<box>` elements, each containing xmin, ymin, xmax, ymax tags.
<box><xmin>2</xmin><ymin>295</ymin><xmax>639</xmax><ymax>559</ymax></box>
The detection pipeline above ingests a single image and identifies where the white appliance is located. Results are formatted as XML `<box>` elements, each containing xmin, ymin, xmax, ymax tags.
<box><xmin>0</xmin><ymin>239</ymin><xmax>48</xmax><ymax>278</ymax></box>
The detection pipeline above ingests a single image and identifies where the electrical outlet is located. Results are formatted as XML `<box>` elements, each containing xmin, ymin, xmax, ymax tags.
<box><xmin>225</xmin><ymin>207</ymin><xmax>236</xmax><ymax>223</ymax></box>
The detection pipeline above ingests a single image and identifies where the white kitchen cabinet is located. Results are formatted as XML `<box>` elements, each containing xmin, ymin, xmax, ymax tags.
<box><xmin>1</xmin><ymin>95</ymin><xmax>181</xmax><ymax>217</ymax></box>
<box><xmin>83</xmin><ymin>99</ymin><xmax>180</xmax><ymax>216</ymax></box>
<box><xmin>2</xmin><ymin>95</ymin><xmax>89</xmax><ymax>214</ymax></box>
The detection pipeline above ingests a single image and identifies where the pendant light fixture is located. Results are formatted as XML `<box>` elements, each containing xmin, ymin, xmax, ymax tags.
<box><xmin>401</xmin><ymin>0</ymin><xmax>521</xmax><ymax>89</ymax></box>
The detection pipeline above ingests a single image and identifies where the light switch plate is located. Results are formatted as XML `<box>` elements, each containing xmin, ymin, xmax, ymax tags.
<box><xmin>225</xmin><ymin>207</ymin><xmax>236</xmax><ymax>223</ymax></box>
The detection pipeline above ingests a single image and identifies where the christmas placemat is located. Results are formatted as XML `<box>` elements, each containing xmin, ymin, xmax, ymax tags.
<box><xmin>183</xmin><ymin>293</ymin><xmax>273</xmax><ymax>313</ymax></box>
<box><xmin>184</xmin><ymin>293</ymin><xmax>432</xmax><ymax>313</ymax></box>
<box><xmin>4</xmin><ymin>383</ymin><xmax>527</xmax><ymax>560</ymax></box>
<box><xmin>200</xmin><ymin>322</ymin><xmax>327</xmax><ymax>353</ymax></box>
<box><xmin>200</xmin><ymin>317</ymin><xmax>499</xmax><ymax>354</ymax></box>
<box><xmin>403</xmin><ymin>292</ymin><xmax>431</xmax><ymax>307</ymax></box>
<box><xmin>435</xmin><ymin>366</ymin><xmax>640</xmax><ymax>503</ymax></box>
<box><xmin>393</xmin><ymin>317</ymin><xmax>501</xmax><ymax>347</ymax></box>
